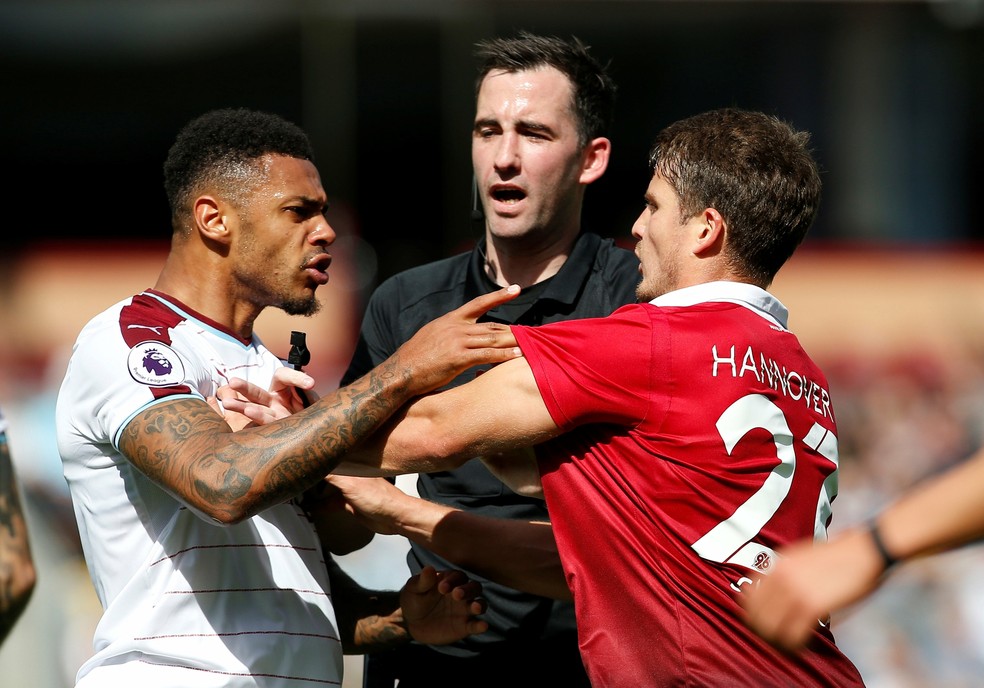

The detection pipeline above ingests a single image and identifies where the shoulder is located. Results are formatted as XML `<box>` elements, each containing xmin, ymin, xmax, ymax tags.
<box><xmin>72</xmin><ymin>295</ymin><xmax>142</xmax><ymax>349</ymax></box>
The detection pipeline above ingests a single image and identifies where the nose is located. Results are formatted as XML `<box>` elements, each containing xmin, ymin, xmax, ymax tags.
<box><xmin>493</xmin><ymin>132</ymin><xmax>520</xmax><ymax>172</ymax></box>
<box><xmin>309</xmin><ymin>216</ymin><xmax>337</xmax><ymax>246</ymax></box>
<box><xmin>630</xmin><ymin>209</ymin><xmax>647</xmax><ymax>240</ymax></box>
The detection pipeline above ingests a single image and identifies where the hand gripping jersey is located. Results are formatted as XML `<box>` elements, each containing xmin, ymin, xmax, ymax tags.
<box><xmin>56</xmin><ymin>290</ymin><xmax>341</xmax><ymax>687</ymax></box>
<box><xmin>513</xmin><ymin>281</ymin><xmax>865</xmax><ymax>688</ymax></box>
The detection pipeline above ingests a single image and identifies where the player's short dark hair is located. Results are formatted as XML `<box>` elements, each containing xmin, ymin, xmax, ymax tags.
<box><xmin>474</xmin><ymin>31</ymin><xmax>616</xmax><ymax>145</ymax></box>
<box><xmin>649</xmin><ymin>107</ymin><xmax>822</xmax><ymax>285</ymax></box>
<box><xmin>163</xmin><ymin>108</ymin><xmax>315</xmax><ymax>225</ymax></box>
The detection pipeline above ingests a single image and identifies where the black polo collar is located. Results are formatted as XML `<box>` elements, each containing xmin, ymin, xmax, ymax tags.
<box><xmin>464</xmin><ymin>232</ymin><xmax>603</xmax><ymax>306</ymax></box>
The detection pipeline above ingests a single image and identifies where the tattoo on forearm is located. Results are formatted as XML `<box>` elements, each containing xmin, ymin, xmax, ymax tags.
<box><xmin>119</xmin><ymin>357</ymin><xmax>415</xmax><ymax>520</ymax></box>
<box><xmin>353</xmin><ymin>613</ymin><xmax>410</xmax><ymax>650</ymax></box>
<box><xmin>326</xmin><ymin>557</ymin><xmax>408</xmax><ymax>652</ymax></box>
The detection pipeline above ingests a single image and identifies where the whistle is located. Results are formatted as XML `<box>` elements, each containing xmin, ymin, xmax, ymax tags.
<box><xmin>287</xmin><ymin>330</ymin><xmax>312</xmax><ymax>407</ymax></box>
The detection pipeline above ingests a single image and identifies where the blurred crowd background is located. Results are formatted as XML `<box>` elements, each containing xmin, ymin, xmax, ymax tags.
<box><xmin>2</xmin><ymin>1</ymin><xmax>983</xmax><ymax>686</ymax></box>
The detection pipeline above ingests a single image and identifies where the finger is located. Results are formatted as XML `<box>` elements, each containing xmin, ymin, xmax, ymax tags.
<box><xmin>436</xmin><ymin>569</ymin><xmax>468</xmax><ymax>595</ymax></box>
<box><xmin>239</xmin><ymin>404</ymin><xmax>278</xmax><ymax>424</ymax></box>
<box><xmin>463</xmin><ymin>326</ymin><xmax>519</xmax><ymax>349</ymax></box>
<box><xmin>455</xmin><ymin>284</ymin><xmax>520</xmax><ymax>319</ymax></box>
<box><xmin>414</xmin><ymin>565</ymin><xmax>439</xmax><ymax>593</ymax></box>
<box><xmin>223</xmin><ymin>378</ymin><xmax>273</xmax><ymax>405</ymax></box>
<box><xmin>467</xmin><ymin>618</ymin><xmax>490</xmax><ymax>635</ymax></box>
<box><xmin>271</xmin><ymin>367</ymin><xmax>316</xmax><ymax>393</ymax></box>
<box><xmin>217</xmin><ymin>396</ymin><xmax>249</xmax><ymax>414</ymax></box>
<box><xmin>214</xmin><ymin>384</ymin><xmax>243</xmax><ymax>405</ymax></box>
<box><xmin>469</xmin><ymin>343</ymin><xmax>523</xmax><ymax>366</ymax></box>
<box><xmin>470</xmin><ymin>597</ymin><xmax>488</xmax><ymax>615</ymax></box>
<box><xmin>451</xmin><ymin>580</ymin><xmax>483</xmax><ymax>601</ymax></box>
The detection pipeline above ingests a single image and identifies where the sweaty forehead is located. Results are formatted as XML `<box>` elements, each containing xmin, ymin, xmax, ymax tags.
<box><xmin>258</xmin><ymin>155</ymin><xmax>326</xmax><ymax>203</ymax></box>
<box><xmin>476</xmin><ymin>66</ymin><xmax>574</xmax><ymax>122</ymax></box>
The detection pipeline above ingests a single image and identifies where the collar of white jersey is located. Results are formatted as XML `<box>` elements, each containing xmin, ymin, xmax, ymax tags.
<box><xmin>648</xmin><ymin>280</ymin><xmax>789</xmax><ymax>330</ymax></box>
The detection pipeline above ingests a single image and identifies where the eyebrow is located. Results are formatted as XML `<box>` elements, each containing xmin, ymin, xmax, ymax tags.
<box><xmin>517</xmin><ymin>120</ymin><xmax>553</xmax><ymax>136</ymax></box>
<box><xmin>473</xmin><ymin>117</ymin><xmax>555</xmax><ymax>136</ymax></box>
<box><xmin>290</xmin><ymin>196</ymin><xmax>330</xmax><ymax>214</ymax></box>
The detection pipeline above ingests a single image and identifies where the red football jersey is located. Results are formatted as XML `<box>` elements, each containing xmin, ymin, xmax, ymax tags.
<box><xmin>513</xmin><ymin>285</ymin><xmax>865</xmax><ymax>688</ymax></box>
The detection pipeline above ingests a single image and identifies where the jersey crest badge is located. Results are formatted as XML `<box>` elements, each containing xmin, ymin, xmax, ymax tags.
<box><xmin>127</xmin><ymin>341</ymin><xmax>185</xmax><ymax>387</ymax></box>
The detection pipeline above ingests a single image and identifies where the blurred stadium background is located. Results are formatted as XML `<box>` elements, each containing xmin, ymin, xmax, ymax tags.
<box><xmin>2</xmin><ymin>1</ymin><xmax>984</xmax><ymax>686</ymax></box>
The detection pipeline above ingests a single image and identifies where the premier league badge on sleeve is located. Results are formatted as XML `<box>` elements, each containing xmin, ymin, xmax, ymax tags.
<box><xmin>127</xmin><ymin>341</ymin><xmax>185</xmax><ymax>387</ymax></box>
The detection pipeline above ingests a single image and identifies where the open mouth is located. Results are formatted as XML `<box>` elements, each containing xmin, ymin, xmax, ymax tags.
<box><xmin>491</xmin><ymin>186</ymin><xmax>526</xmax><ymax>205</ymax></box>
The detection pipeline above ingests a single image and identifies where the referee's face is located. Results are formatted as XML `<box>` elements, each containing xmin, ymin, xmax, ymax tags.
<box><xmin>472</xmin><ymin>66</ymin><xmax>597</xmax><ymax>246</ymax></box>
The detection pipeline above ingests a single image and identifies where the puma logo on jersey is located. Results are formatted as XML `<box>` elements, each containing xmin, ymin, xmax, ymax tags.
<box><xmin>127</xmin><ymin>324</ymin><xmax>164</xmax><ymax>335</ymax></box>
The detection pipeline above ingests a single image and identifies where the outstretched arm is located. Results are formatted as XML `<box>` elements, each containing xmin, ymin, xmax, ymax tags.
<box><xmin>328</xmin><ymin>475</ymin><xmax>570</xmax><ymax>600</ymax></box>
<box><xmin>120</xmin><ymin>286</ymin><xmax>522</xmax><ymax>525</ymax></box>
<box><xmin>742</xmin><ymin>445</ymin><xmax>984</xmax><ymax>652</ymax></box>
<box><xmin>335</xmin><ymin>354</ymin><xmax>561</xmax><ymax>477</ymax></box>
<box><xmin>217</xmin><ymin>364</ymin><xmax>567</xmax><ymax>597</ymax></box>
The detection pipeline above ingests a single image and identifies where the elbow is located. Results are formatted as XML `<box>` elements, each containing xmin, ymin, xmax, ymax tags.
<box><xmin>184</xmin><ymin>489</ymin><xmax>263</xmax><ymax>526</ymax></box>
<box><xmin>414</xmin><ymin>433</ymin><xmax>471</xmax><ymax>472</ymax></box>
<box><xmin>377</xmin><ymin>424</ymin><xmax>469</xmax><ymax>474</ymax></box>
<box><xmin>196</xmin><ymin>497</ymin><xmax>264</xmax><ymax>526</ymax></box>
<box><xmin>205</xmin><ymin>510</ymin><xmax>249</xmax><ymax>527</ymax></box>
<box><xmin>418</xmin><ymin>415</ymin><xmax>477</xmax><ymax>469</ymax></box>
<box><xmin>186</xmin><ymin>502</ymin><xmax>245</xmax><ymax>526</ymax></box>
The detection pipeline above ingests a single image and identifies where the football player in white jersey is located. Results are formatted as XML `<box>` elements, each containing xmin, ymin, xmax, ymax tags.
<box><xmin>56</xmin><ymin>107</ymin><xmax>521</xmax><ymax>687</ymax></box>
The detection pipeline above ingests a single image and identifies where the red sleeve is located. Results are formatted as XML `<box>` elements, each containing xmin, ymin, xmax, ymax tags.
<box><xmin>512</xmin><ymin>304</ymin><xmax>661</xmax><ymax>430</ymax></box>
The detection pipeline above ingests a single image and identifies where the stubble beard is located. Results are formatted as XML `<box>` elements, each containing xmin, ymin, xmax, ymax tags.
<box><xmin>279</xmin><ymin>293</ymin><xmax>322</xmax><ymax>317</ymax></box>
<box><xmin>636</xmin><ymin>260</ymin><xmax>674</xmax><ymax>303</ymax></box>
<box><xmin>236</xmin><ymin>224</ymin><xmax>323</xmax><ymax>318</ymax></box>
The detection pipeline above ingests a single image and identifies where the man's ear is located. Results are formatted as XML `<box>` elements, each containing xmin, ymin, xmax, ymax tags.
<box><xmin>579</xmin><ymin>137</ymin><xmax>611</xmax><ymax>185</ymax></box>
<box><xmin>193</xmin><ymin>195</ymin><xmax>233</xmax><ymax>245</ymax></box>
<box><xmin>693</xmin><ymin>207</ymin><xmax>726</xmax><ymax>256</ymax></box>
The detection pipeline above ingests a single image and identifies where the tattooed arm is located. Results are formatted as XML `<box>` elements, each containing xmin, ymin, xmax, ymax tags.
<box><xmin>0</xmin><ymin>423</ymin><xmax>36</xmax><ymax>646</ymax></box>
<box><xmin>120</xmin><ymin>286</ymin><xmax>521</xmax><ymax>525</ymax></box>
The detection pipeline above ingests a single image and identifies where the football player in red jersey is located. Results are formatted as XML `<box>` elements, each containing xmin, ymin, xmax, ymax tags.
<box><xmin>223</xmin><ymin>107</ymin><xmax>866</xmax><ymax>687</ymax></box>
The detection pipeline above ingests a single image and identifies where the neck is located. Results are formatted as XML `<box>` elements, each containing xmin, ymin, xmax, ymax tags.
<box><xmin>154</xmin><ymin>256</ymin><xmax>260</xmax><ymax>340</ymax></box>
<box><xmin>483</xmin><ymin>230</ymin><xmax>579</xmax><ymax>289</ymax></box>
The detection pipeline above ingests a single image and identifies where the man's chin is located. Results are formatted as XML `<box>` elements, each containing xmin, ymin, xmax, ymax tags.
<box><xmin>281</xmin><ymin>297</ymin><xmax>321</xmax><ymax>317</ymax></box>
<box><xmin>635</xmin><ymin>284</ymin><xmax>660</xmax><ymax>303</ymax></box>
